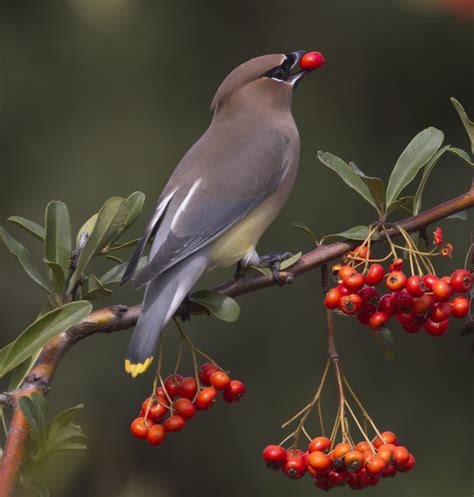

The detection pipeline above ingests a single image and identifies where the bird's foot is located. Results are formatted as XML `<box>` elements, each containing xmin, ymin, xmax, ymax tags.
<box><xmin>256</xmin><ymin>251</ymin><xmax>294</xmax><ymax>287</ymax></box>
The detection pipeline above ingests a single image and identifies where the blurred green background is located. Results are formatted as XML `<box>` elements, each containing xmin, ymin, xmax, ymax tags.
<box><xmin>0</xmin><ymin>1</ymin><xmax>473</xmax><ymax>496</ymax></box>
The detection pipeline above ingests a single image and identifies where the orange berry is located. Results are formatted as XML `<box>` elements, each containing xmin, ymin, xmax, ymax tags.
<box><xmin>308</xmin><ymin>436</ymin><xmax>331</xmax><ymax>454</ymax></box>
<box><xmin>307</xmin><ymin>450</ymin><xmax>332</xmax><ymax>473</ymax></box>
<box><xmin>338</xmin><ymin>265</ymin><xmax>356</xmax><ymax>280</ymax></box>
<box><xmin>147</xmin><ymin>424</ymin><xmax>165</xmax><ymax>446</ymax></box>
<box><xmin>393</xmin><ymin>446</ymin><xmax>410</xmax><ymax>467</ymax></box>
<box><xmin>332</xmin><ymin>442</ymin><xmax>351</xmax><ymax>459</ymax></box>
<box><xmin>344</xmin><ymin>450</ymin><xmax>364</xmax><ymax>472</ymax></box>
<box><xmin>366</xmin><ymin>455</ymin><xmax>386</xmax><ymax>476</ymax></box>
<box><xmin>374</xmin><ymin>431</ymin><xmax>398</xmax><ymax>448</ymax></box>
<box><xmin>209</xmin><ymin>370</ymin><xmax>231</xmax><ymax>390</ymax></box>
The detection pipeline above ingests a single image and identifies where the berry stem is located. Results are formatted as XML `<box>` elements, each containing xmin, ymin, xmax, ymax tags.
<box><xmin>317</xmin><ymin>400</ymin><xmax>326</xmax><ymax>437</ymax></box>
<box><xmin>344</xmin><ymin>399</ymin><xmax>375</xmax><ymax>453</ymax></box>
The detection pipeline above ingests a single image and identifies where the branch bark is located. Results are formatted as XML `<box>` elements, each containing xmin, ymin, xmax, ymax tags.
<box><xmin>0</xmin><ymin>185</ymin><xmax>473</xmax><ymax>496</ymax></box>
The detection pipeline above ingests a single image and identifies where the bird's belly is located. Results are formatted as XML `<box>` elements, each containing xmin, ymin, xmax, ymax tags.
<box><xmin>208</xmin><ymin>194</ymin><xmax>282</xmax><ymax>268</ymax></box>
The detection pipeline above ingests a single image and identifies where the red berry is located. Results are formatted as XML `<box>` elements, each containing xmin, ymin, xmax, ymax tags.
<box><xmin>386</xmin><ymin>271</ymin><xmax>406</xmax><ymax>292</ymax></box>
<box><xmin>379</xmin><ymin>294</ymin><xmax>396</xmax><ymax>317</ymax></box>
<box><xmin>351</xmin><ymin>245</ymin><xmax>370</xmax><ymax>260</ymax></box>
<box><xmin>424</xmin><ymin>319</ymin><xmax>449</xmax><ymax>336</ymax></box>
<box><xmin>369</xmin><ymin>311</ymin><xmax>389</xmax><ymax>331</ymax></box>
<box><xmin>333</xmin><ymin>442</ymin><xmax>351</xmax><ymax>459</ymax></box>
<box><xmin>366</xmin><ymin>455</ymin><xmax>386</xmax><ymax>476</ymax></box>
<box><xmin>406</xmin><ymin>275</ymin><xmax>426</xmax><ymax>297</ymax></box>
<box><xmin>343</xmin><ymin>272</ymin><xmax>365</xmax><ymax>292</ymax></box>
<box><xmin>344</xmin><ymin>450</ymin><xmax>365</xmax><ymax>472</ymax></box>
<box><xmin>164</xmin><ymin>374</ymin><xmax>183</xmax><ymax>399</ymax></box>
<box><xmin>355</xmin><ymin>441</ymin><xmax>372</xmax><ymax>453</ymax></box>
<box><xmin>451</xmin><ymin>296</ymin><xmax>469</xmax><ymax>318</ymax></box>
<box><xmin>210</xmin><ymin>370</ymin><xmax>231</xmax><ymax>390</ymax></box>
<box><xmin>164</xmin><ymin>415</ymin><xmax>185</xmax><ymax>432</ymax></box>
<box><xmin>147</xmin><ymin>424</ymin><xmax>165</xmax><ymax>447</ymax></box>
<box><xmin>365</xmin><ymin>264</ymin><xmax>385</xmax><ymax>286</ymax></box>
<box><xmin>338</xmin><ymin>265</ymin><xmax>356</xmax><ymax>280</ymax></box>
<box><xmin>393</xmin><ymin>446</ymin><xmax>410</xmax><ymax>467</ymax></box>
<box><xmin>130</xmin><ymin>417</ymin><xmax>152</xmax><ymax>440</ymax></box>
<box><xmin>339</xmin><ymin>293</ymin><xmax>363</xmax><ymax>315</ymax></box>
<box><xmin>327</xmin><ymin>469</ymin><xmax>348</xmax><ymax>486</ymax></box>
<box><xmin>391</xmin><ymin>290</ymin><xmax>413</xmax><ymax>311</ymax></box>
<box><xmin>195</xmin><ymin>387</ymin><xmax>217</xmax><ymax>410</ymax></box>
<box><xmin>359</xmin><ymin>287</ymin><xmax>380</xmax><ymax>311</ymax></box>
<box><xmin>262</xmin><ymin>445</ymin><xmax>287</xmax><ymax>469</ymax></box>
<box><xmin>432</xmin><ymin>279</ymin><xmax>452</xmax><ymax>302</ymax></box>
<box><xmin>429</xmin><ymin>302</ymin><xmax>451</xmax><ymax>322</ymax></box>
<box><xmin>413</xmin><ymin>294</ymin><xmax>434</xmax><ymax>315</ymax></box>
<box><xmin>325</xmin><ymin>288</ymin><xmax>342</xmax><ymax>309</ymax></box>
<box><xmin>374</xmin><ymin>431</ymin><xmax>398</xmax><ymax>448</ymax></box>
<box><xmin>402</xmin><ymin>322</ymin><xmax>423</xmax><ymax>334</ymax></box>
<box><xmin>450</xmin><ymin>269</ymin><xmax>472</xmax><ymax>293</ymax></box>
<box><xmin>399</xmin><ymin>453</ymin><xmax>416</xmax><ymax>472</ymax></box>
<box><xmin>377</xmin><ymin>444</ymin><xmax>395</xmax><ymax>464</ymax></box>
<box><xmin>179</xmin><ymin>377</ymin><xmax>198</xmax><ymax>400</ymax></box>
<box><xmin>307</xmin><ymin>450</ymin><xmax>332</xmax><ymax>473</ymax></box>
<box><xmin>223</xmin><ymin>380</ymin><xmax>246</xmax><ymax>403</ymax></box>
<box><xmin>174</xmin><ymin>398</ymin><xmax>196</xmax><ymax>420</ymax></box>
<box><xmin>382</xmin><ymin>464</ymin><xmax>397</xmax><ymax>477</ymax></box>
<box><xmin>308</xmin><ymin>436</ymin><xmax>332</xmax><ymax>454</ymax></box>
<box><xmin>299</xmin><ymin>51</ymin><xmax>325</xmax><ymax>70</ymax></box>
<box><xmin>396</xmin><ymin>309</ymin><xmax>417</xmax><ymax>326</ymax></box>
<box><xmin>282</xmin><ymin>453</ymin><xmax>306</xmax><ymax>479</ymax></box>
<box><xmin>423</xmin><ymin>274</ymin><xmax>438</xmax><ymax>290</ymax></box>
<box><xmin>358</xmin><ymin>310</ymin><xmax>375</xmax><ymax>325</ymax></box>
<box><xmin>199</xmin><ymin>363</ymin><xmax>220</xmax><ymax>384</ymax></box>
<box><xmin>390</xmin><ymin>258</ymin><xmax>404</xmax><ymax>271</ymax></box>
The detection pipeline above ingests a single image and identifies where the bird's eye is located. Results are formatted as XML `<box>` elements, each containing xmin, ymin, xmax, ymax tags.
<box><xmin>272</xmin><ymin>68</ymin><xmax>286</xmax><ymax>81</ymax></box>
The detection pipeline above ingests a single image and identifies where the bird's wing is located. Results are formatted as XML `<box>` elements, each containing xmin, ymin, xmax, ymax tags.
<box><xmin>130</xmin><ymin>126</ymin><xmax>294</xmax><ymax>288</ymax></box>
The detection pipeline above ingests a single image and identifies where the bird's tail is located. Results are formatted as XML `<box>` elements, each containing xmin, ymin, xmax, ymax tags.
<box><xmin>125</xmin><ymin>252</ymin><xmax>208</xmax><ymax>377</ymax></box>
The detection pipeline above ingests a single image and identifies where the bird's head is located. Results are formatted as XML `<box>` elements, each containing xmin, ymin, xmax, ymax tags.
<box><xmin>211</xmin><ymin>50</ymin><xmax>325</xmax><ymax>114</ymax></box>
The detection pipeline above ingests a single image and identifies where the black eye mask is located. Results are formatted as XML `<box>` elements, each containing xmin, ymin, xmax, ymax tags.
<box><xmin>263</xmin><ymin>54</ymin><xmax>296</xmax><ymax>82</ymax></box>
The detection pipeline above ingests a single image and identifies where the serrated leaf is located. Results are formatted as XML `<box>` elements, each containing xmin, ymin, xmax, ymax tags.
<box><xmin>386</xmin><ymin>127</ymin><xmax>444</xmax><ymax>207</ymax></box>
<box><xmin>317</xmin><ymin>152</ymin><xmax>380</xmax><ymax>213</ymax></box>
<box><xmin>0</xmin><ymin>227</ymin><xmax>52</xmax><ymax>295</ymax></box>
<box><xmin>189</xmin><ymin>290</ymin><xmax>240</xmax><ymax>322</ymax></box>
<box><xmin>100</xmin><ymin>256</ymin><xmax>147</xmax><ymax>285</ymax></box>
<box><xmin>385</xmin><ymin>196</ymin><xmax>414</xmax><ymax>218</ymax></box>
<box><xmin>68</xmin><ymin>198</ymin><xmax>129</xmax><ymax>291</ymax></box>
<box><xmin>349</xmin><ymin>162</ymin><xmax>386</xmax><ymax>213</ymax></box>
<box><xmin>292</xmin><ymin>222</ymin><xmax>319</xmax><ymax>244</ymax></box>
<box><xmin>44</xmin><ymin>201</ymin><xmax>72</xmax><ymax>281</ymax></box>
<box><xmin>20</xmin><ymin>474</ymin><xmax>50</xmax><ymax>497</ymax></box>
<box><xmin>7</xmin><ymin>216</ymin><xmax>45</xmax><ymax>241</ymax></box>
<box><xmin>76</xmin><ymin>213</ymin><xmax>98</xmax><ymax>248</ymax></box>
<box><xmin>451</xmin><ymin>97</ymin><xmax>474</xmax><ymax>155</ymax></box>
<box><xmin>0</xmin><ymin>301</ymin><xmax>92</xmax><ymax>377</ymax></box>
<box><xmin>374</xmin><ymin>328</ymin><xmax>395</xmax><ymax>362</ymax></box>
<box><xmin>81</xmin><ymin>275</ymin><xmax>113</xmax><ymax>300</ymax></box>
<box><xmin>447</xmin><ymin>147</ymin><xmax>474</xmax><ymax>167</ymax></box>
<box><xmin>413</xmin><ymin>145</ymin><xmax>451</xmax><ymax>215</ymax></box>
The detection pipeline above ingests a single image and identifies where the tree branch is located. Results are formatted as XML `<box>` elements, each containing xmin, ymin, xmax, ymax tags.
<box><xmin>0</xmin><ymin>185</ymin><xmax>473</xmax><ymax>497</ymax></box>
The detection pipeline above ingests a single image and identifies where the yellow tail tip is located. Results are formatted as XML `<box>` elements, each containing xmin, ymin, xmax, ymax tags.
<box><xmin>124</xmin><ymin>357</ymin><xmax>153</xmax><ymax>378</ymax></box>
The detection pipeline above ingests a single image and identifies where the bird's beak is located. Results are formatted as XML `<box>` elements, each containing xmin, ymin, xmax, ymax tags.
<box><xmin>287</xmin><ymin>50</ymin><xmax>324</xmax><ymax>86</ymax></box>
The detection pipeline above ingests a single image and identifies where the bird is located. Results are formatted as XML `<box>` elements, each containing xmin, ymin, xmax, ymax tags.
<box><xmin>121</xmin><ymin>50</ymin><xmax>325</xmax><ymax>377</ymax></box>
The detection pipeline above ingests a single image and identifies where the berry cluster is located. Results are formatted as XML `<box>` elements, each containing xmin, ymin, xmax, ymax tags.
<box><xmin>325</xmin><ymin>257</ymin><xmax>472</xmax><ymax>337</ymax></box>
<box><xmin>263</xmin><ymin>431</ymin><xmax>415</xmax><ymax>491</ymax></box>
<box><xmin>130</xmin><ymin>363</ymin><xmax>245</xmax><ymax>447</ymax></box>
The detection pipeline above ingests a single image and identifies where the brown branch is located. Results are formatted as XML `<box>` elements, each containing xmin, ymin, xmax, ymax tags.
<box><xmin>0</xmin><ymin>185</ymin><xmax>473</xmax><ymax>496</ymax></box>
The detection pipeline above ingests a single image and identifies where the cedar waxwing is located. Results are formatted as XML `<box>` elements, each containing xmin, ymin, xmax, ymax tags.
<box><xmin>121</xmin><ymin>50</ymin><xmax>325</xmax><ymax>377</ymax></box>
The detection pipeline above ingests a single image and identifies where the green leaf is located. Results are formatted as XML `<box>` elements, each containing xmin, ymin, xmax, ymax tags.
<box><xmin>102</xmin><ymin>239</ymin><xmax>139</xmax><ymax>254</ymax></box>
<box><xmin>451</xmin><ymin>97</ymin><xmax>474</xmax><ymax>155</ymax></box>
<box><xmin>317</xmin><ymin>151</ymin><xmax>380</xmax><ymax>213</ymax></box>
<box><xmin>44</xmin><ymin>260</ymin><xmax>65</xmax><ymax>297</ymax></box>
<box><xmin>447</xmin><ymin>147</ymin><xmax>474</xmax><ymax>167</ymax></box>
<box><xmin>292</xmin><ymin>222</ymin><xmax>319</xmax><ymax>244</ymax></box>
<box><xmin>30</xmin><ymin>392</ymin><xmax>48</xmax><ymax>438</ymax></box>
<box><xmin>44</xmin><ymin>201</ymin><xmax>72</xmax><ymax>279</ymax></box>
<box><xmin>112</xmin><ymin>191</ymin><xmax>145</xmax><ymax>243</ymax></box>
<box><xmin>323</xmin><ymin>226</ymin><xmax>377</xmax><ymax>241</ymax></box>
<box><xmin>445</xmin><ymin>210</ymin><xmax>468</xmax><ymax>221</ymax></box>
<box><xmin>100</xmin><ymin>256</ymin><xmax>147</xmax><ymax>286</ymax></box>
<box><xmin>385</xmin><ymin>196</ymin><xmax>414</xmax><ymax>218</ymax></box>
<box><xmin>189</xmin><ymin>290</ymin><xmax>240</xmax><ymax>322</ymax></box>
<box><xmin>19</xmin><ymin>396</ymin><xmax>40</xmax><ymax>432</ymax></box>
<box><xmin>413</xmin><ymin>145</ymin><xmax>451</xmax><ymax>215</ymax></box>
<box><xmin>19</xmin><ymin>474</ymin><xmax>50</xmax><ymax>497</ymax></box>
<box><xmin>0</xmin><ymin>301</ymin><xmax>92</xmax><ymax>377</ymax></box>
<box><xmin>104</xmin><ymin>254</ymin><xmax>124</xmax><ymax>265</ymax></box>
<box><xmin>7</xmin><ymin>216</ymin><xmax>45</xmax><ymax>241</ymax></box>
<box><xmin>81</xmin><ymin>275</ymin><xmax>113</xmax><ymax>300</ymax></box>
<box><xmin>349</xmin><ymin>162</ymin><xmax>386</xmax><ymax>213</ymax></box>
<box><xmin>50</xmin><ymin>404</ymin><xmax>84</xmax><ymax>433</ymax></box>
<box><xmin>68</xmin><ymin>198</ymin><xmax>129</xmax><ymax>291</ymax></box>
<box><xmin>374</xmin><ymin>328</ymin><xmax>395</xmax><ymax>362</ymax></box>
<box><xmin>385</xmin><ymin>127</ymin><xmax>444</xmax><ymax>207</ymax></box>
<box><xmin>48</xmin><ymin>441</ymin><xmax>87</xmax><ymax>452</ymax></box>
<box><xmin>76</xmin><ymin>213</ymin><xmax>98</xmax><ymax>247</ymax></box>
<box><xmin>280</xmin><ymin>252</ymin><xmax>302</xmax><ymax>270</ymax></box>
<box><xmin>0</xmin><ymin>227</ymin><xmax>52</xmax><ymax>294</ymax></box>
<box><xmin>44</xmin><ymin>423</ymin><xmax>86</xmax><ymax>454</ymax></box>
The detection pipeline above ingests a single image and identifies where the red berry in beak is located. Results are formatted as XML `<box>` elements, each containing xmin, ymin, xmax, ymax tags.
<box><xmin>300</xmin><ymin>51</ymin><xmax>325</xmax><ymax>70</ymax></box>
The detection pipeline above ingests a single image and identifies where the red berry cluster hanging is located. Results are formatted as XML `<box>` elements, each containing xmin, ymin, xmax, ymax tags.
<box><xmin>263</xmin><ymin>431</ymin><xmax>415</xmax><ymax>490</ymax></box>
<box><xmin>325</xmin><ymin>228</ymin><xmax>472</xmax><ymax>337</ymax></box>
<box><xmin>130</xmin><ymin>364</ymin><xmax>245</xmax><ymax>447</ymax></box>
